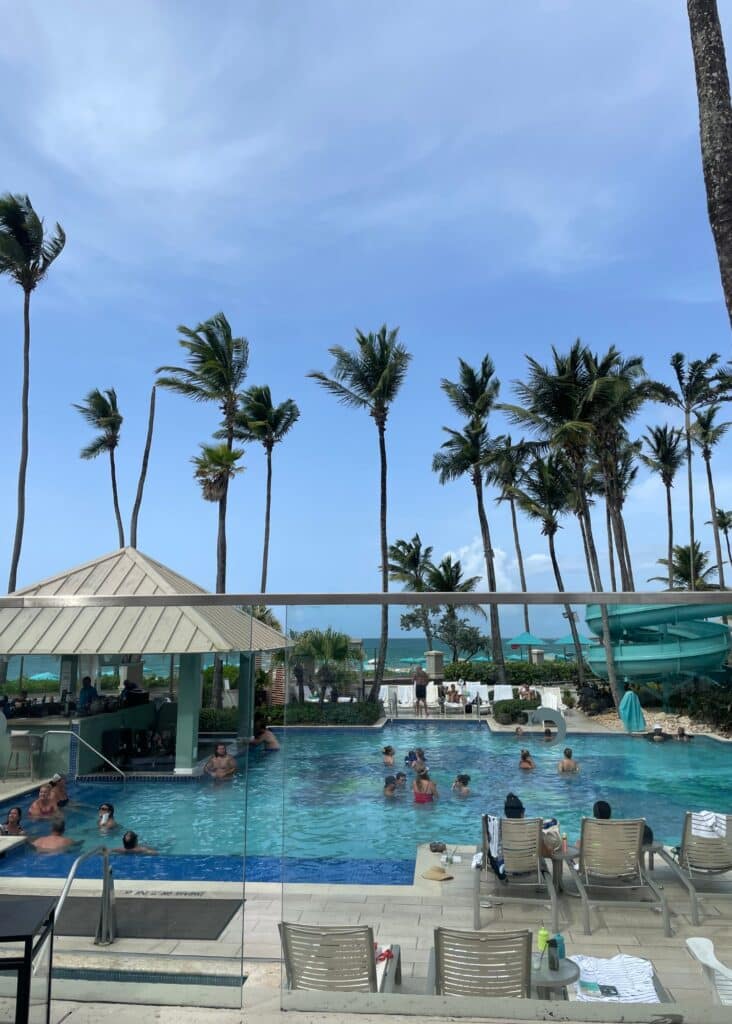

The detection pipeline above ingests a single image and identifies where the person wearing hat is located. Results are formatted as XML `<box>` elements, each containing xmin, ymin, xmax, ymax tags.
<box><xmin>50</xmin><ymin>773</ymin><xmax>69</xmax><ymax>806</ymax></box>
<box><xmin>646</xmin><ymin>725</ymin><xmax>667</xmax><ymax>743</ymax></box>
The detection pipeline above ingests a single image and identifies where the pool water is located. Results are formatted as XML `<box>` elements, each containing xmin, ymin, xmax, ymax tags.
<box><xmin>0</xmin><ymin>722</ymin><xmax>728</xmax><ymax>882</ymax></box>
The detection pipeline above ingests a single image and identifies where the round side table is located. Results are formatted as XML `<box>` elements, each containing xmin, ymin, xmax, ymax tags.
<box><xmin>531</xmin><ymin>952</ymin><xmax>580</xmax><ymax>1000</ymax></box>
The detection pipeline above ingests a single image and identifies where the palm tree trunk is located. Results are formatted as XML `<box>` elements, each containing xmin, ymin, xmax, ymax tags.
<box><xmin>212</xmin><ymin>428</ymin><xmax>233</xmax><ymax>710</ymax></box>
<box><xmin>580</xmin><ymin>487</ymin><xmax>620</xmax><ymax>706</ymax></box>
<box><xmin>369</xmin><ymin>421</ymin><xmax>389</xmax><ymax>701</ymax></box>
<box><xmin>548</xmin><ymin>532</ymin><xmax>585</xmax><ymax>685</ymax></box>
<box><xmin>577</xmin><ymin>510</ymin><xmax>597</xmax><ymax>590</ymax></box>
<box><xmin>108</xmin><ymin>449</ymin><xmax>125</xmax><ymax>548</ymax></box>
<box><xmin>686</xmin><ymin>409</ymin><xmax>697</xmax><ymax>590</ymax></box>
<box><xmin>7</xmin><ymin>290</ymin><xmax>31</xmax><ymax>593</ymax></box>
<box><xmin>473</xmin><ymin>471</ymin><xmax>506</xmax><ymax>682</ymax></box>
<box><xmin>665</xmin><ymin>482</ymin><xmax>674</xmax><ymax>590</ymax></box>
<box><xmin>509</xmin><ymin>496</ymin><xmax>530</xmax><ymax>631</ymax></box>
<box><xmin>130</xmin><ymin>386</ymin><xmax>156</xmax><ymax>548</ymax></box>
<box><xmin>704</xmin><ymin>453</ymin><xmax>726</xmax><ymax>587</ymax></box>
<box><xmin>619</xmin><ymin>511</ymin><xmax>636</xmax><ymax>590</ymax></box>
<box><xmin>724</xmin><ymin>525</ymin><xmax>732</xmax><ymax>568</ymax></box>
<box><xmin>687</xmin><ymin>0</ymin><xmax>732</xmax><ymax>327</ymax></box>
<box><xmin>260</xmin><ymin>446</ymin><xmax>273</xmax><ymax>593</ymax></box>
<box><xmin>606</xmin><ymin>503</ymin><xmax>618</xmax><ymax>592</ymax></box>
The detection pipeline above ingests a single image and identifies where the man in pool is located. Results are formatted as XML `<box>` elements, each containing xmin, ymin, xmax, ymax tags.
<box><xmin>250</xmin><ymin>721</ymin><xmax>280</xmax><ymax>752</ymax></box>
<box><xmin>394</xmin><ymin>771</ymin><xmax>407</xmax><ymax>789</ymax></box>
<box><xmin>33</xmin><ymin>818</ymin><xmax>78</xmax><ymax>853</ymax></box>
<box><xmin>205</xmin><ymin>743</ymin><xmax>238</xmax><ymax>779</ymax></box>
<box><xmin>383</xmin><ymin>775</ymin><xmax>397</xmax><ymax>797</ymax></box>
<box><xmin>28</xmin><ymin>784</ymin><xmax>58</xmax><ymax>817</ymax></box>
<box><xmin>114</xmin><ymin>830</ymin><xmax>156</xmax><ymax>854</ymax></box>
<box><xmin>558</xmin><ymin>747</ymin><xmax>580</xmax><ymax>772</ymax></box>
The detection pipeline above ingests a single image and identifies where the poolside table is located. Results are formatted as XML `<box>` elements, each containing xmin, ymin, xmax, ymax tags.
<box><xmin>531</xmin><ymin>952</ymin><xmax>580</xmax><ymax>1000</ymax></box>
<box><xmin>0</xmin><ymin>895</ymin><xmax>56</xmax><ymax>1024</ymax></box>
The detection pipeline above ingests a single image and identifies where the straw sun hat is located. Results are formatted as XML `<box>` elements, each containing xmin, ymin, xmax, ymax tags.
<box><xmin>422</xmin><ymin>865</ymin><xmax>453</xmax><ymax>882</ymax></box>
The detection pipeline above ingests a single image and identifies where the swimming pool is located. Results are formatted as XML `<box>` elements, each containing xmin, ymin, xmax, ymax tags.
<box><xmin>1</xmin><ymin>722</ymin><xmax>728</xmax><ymax>883</ymax></box>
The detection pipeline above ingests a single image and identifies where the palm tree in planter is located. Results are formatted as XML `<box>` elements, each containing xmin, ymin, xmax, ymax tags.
<box><xmin>649</xmin><ymin>542</ymin><xmax>720</xmax><ymax>591</ymax></box>
<box><xmin>388</xmin><ymin>534</ymin><xmax>435</xmax><ymax>649</ymax></box>
<box><xmin>0</xmin><ymin>193</ymin><xmax>66</xmax><ymax>592</ymax></box>
<box><xmin>309</xmin><ymin>326</ymin><xmax>411</xmax><ymax>699</ymax></box>
<box><xmin>640</xmin><ymin>425</ymin><xmax>684</xmax><ymax>591</ymax></box>
<box><xmin>693</xmin><ymin>404</ymin><xmax>731</xmax><ymax>590</ymax></box>
<box><xmin>227</xmin><ymin>386</ymin><xmax>299</xmax><ymax>593</ymax></box>
<box><xmin>73</xmin><ymin>388</ymin><xmax>126</xmax><ymax>547</ymax></box>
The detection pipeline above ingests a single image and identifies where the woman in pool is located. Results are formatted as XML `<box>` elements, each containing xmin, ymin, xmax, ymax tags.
<box><xmin>413</xmin><ymin>748</ymin><xmax>428</xmax><ymax>772</ymax></box>
<box><xmin>383</xmin><ymin>775</ymin><xmax>397</xmax><ymax>797</ymax></box>
<box><xmin>0</xmin><ymin>807</ymin><xmax>24</xmax><ymax>836</ymax></box>
<box><xmin>97</xmin><ymin>802</ymin><xmax>118</xmax><ymax>831</ymax></box>
<box><xmin>413</xmin><ymin>769</ymin><xmax>438</xmax><ymax>803</ymax></box>
<box><xmin>518</xmin><ymin>749</ymin><xmax>535</xmax><ymax>770</ymax></box>
<box><xmin>28</xmin><ymin>784</ymin><xmax>58</xmax><ymax>818</ymax></box>
<box><xmin>451</xmin><ymin>773</ymin><xmax>470</xmax><ymax>796</ymax></box>
<box><xmin>394</xmin><ymin>771</ymin><xmax>407</xmax><ymax>789</ymax></box>
<box><xmin>50</xmin><ymin>773</ymin><xmax>69</xmax><ymax>807</ymax></box>
<box><xmin>558</xmin><ymin>747</ymin><xmax>580</xmax><ymax>773</ymax></box>
<box><xmin>382</xmin><ymin>745</ymin><xmax>395</xmax><ymax>766</ymax></box>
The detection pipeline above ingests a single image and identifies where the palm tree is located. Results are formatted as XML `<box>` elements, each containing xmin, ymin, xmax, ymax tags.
<box><xmin>387</xmin><ymin>534</ymin><xmax>435</xmax><ymax>648</ymax></box>
<box><xmin>649</xmin><ymin>353</ymin><xmax>728</xmax><ymax>591</ymax></box>
<box><xmin>687</xmin><ymin>0</ymin><xmax>732</xmax><ymax>326</ymax></box>
<box><xmin>157</xmin><ymin>314</ymin><xmax>248</xmax><ymax>709</ymax></box>
<box><xmin>640</xmin><ymin>425</ymin><xmax>684</xmax><ymax>590</ymax></box>
<box><xmin>433</xmin><ymin>357</ymin><xmax>507</xmax><ymax>681</ymax></box>
<box><xmin>73</xmin><ymin>388</ymin><xmax>126</xmax><ymax>547</ymax></box>
<box><xmin>228</xmin><ymin>386</ymin><xmax>299</xmax><ymax>593</ymax></box>
<box><xmin>511</xmin><ymin>453</ymin><xmax>586</xmax><ymax>682</ymax></box>
<box><xmin>709</xmin><ymin>508</ymin><xmax>732</xmax><ymax>567</ymax></box>
<box><xmin>649</xmin><ymin>542</ymin><xmax>720</xmax><ymax>591</ymax></box>
<box><xmin>291</xmin><ymin>628</ymin><xmax>355</xmax><ymax>704</ymax></box>
<box><xmin>130</xmin><ymin>386</ymin><xmax>156</xmax><ymax>548</ymax></box>
<box><xmin>693</xmin><ymin>404</ymin><xmax>731</xmax><ymax>589</ymax></box>
<box><xmin>485</xmin><ymin>435</ymin><xmax>532</xmax><ymax>631</ymax></box>
<box><xmin>251</xmin><ymin>605</ymin><xmax>284</xmax><ymax>632</ymax></box>
<box><xmin>425</xmin><ymin>555</ymin><xmax>484</xmax><ymax>662</ymax></box>
<box><xmin>0</xmin><ymin>194</ymin><xmax>66</xmax><ymax>592</ymax></box>
<box><xmin>309</xmin><ymin>325</ymin><xmax>411</xmax><ymax>698</ymax></box>
<box><xmin>192</xmin><ymin>444</ymin><xmax>244</xmax><ymax>619</ymax></box>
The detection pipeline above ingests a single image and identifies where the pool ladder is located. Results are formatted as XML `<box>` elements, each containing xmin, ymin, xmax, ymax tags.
<box><xmin>56</xmin><ymin>846</ymin><xmax>118</xmax><ymax>945</ymax></box>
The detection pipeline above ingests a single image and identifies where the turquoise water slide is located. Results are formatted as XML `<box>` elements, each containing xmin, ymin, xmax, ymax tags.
<box><xmin>584</xmin><ymin>603</ymin><xmax>732</xmax><ymax>681</ymax></box>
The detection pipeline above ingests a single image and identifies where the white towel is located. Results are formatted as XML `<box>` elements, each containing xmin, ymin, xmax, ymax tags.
<box><xmin>570</xmin><ymin>954</ymin><xmax>659</xmax><ymax>1004</ymax></box>
<box><xmin>485</xmin><ymin>814</ymin><xmax>502</xmax><ymax>859</ymax></box>
<box><xmin>691</xmin><ymin>811</ymin><xmax>728</xmax><ymax>839</ymax></box>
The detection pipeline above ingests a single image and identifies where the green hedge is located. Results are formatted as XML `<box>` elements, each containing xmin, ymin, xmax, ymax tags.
<box><xmin>199</xmin><ymin>700</ymin><xmax>384</xmax><ymax>732</ymax></box>
<box><xmin>444</xmin><ymin>660</ymin><xmax>581</xmax><ymax>685</ymax></box>
<box><xmin>493</xmin><ymin>697</ymin><xmax>541</xmax><ymax>722</ymax></box>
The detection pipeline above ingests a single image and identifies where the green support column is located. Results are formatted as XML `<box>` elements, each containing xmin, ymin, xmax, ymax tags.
<box><xmin>237</xmin><ymin>652</ymin><xmax>254</xmax><ymax>744</ymax></box>
<box><xmin>175</xmin><ymin>653</ymin><xmax>202</xmax><ymax>774</ymax></box>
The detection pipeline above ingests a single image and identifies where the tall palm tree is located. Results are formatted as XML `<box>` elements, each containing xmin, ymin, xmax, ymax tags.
<box><xmin>687</xmin><ymin>0</ymin><xmax>732</xmax><ymax>327</ymax></box>
<box><xmin>433</xmin><ymin>357</ymin><xmax>507</xmax><ymax>682</ymax></box>
<box><xmin>640</xmin><ymin>425</ymin><xmax>684</xmax><ymax>590</ymax></box>
<box><xmin>693</xmin><ymin>404</ymin><xmax>731</xmax><ymax>589</ymax></box>
<box><xmin>73</xmin><ymin>388</ymin><xmax>126</xmax><ymax>547</ymax></box>
<box><xmin>649</xmin><ymin>542</ymin><xmax>719</xmax><ymax>591</ymax></box>
<box><xmin>192</xmin><ymin>444</ymin><xmax>244</xmax><ymax>621</ymax></box>
<box><xmin>511</xmin><ymin>453</ymin><xmax>586</xmax><ymax>682</ymax></box>
<box><xmin>387</xmin><ymin>534</ymin><xmax>435</xmax><ymax>649</ymax></box>
<box><xmin>485</xmin><ymin>435</ymin><xmax>532</xmax><ymax>631</ymax></box>
<box><xmin>0</xmin><ymin>194</ymin><xmax>66</xmax><ymax>592</ymax></box>
<box><xmin>501</xmin><ymin>341</ymin><xmax>621</xmax><ymax>704</ymax></box>
<box><xmin>230</xmin><ymin>386</ymin><xmax>300</xmax><ymax>592</ymax></box>
<box><xmin>709</xmin><ymin>508</ymin><xmax>732</xmax><ymax>567</ymax></box>
<box><xmin>158</xmin><ymin>313</ymin><xmax>248</xmax><ymax>708</ymax></box>
<box><xmin>425</xmin><ymin>555</ymin><xmax>484</xmax><ymax>662</ymax></box>
<box><xmin>130</xmin><ymin>386</ymin><xmax>156</xmax><ymax>549</ymax></box>
<box><xmin>309</xmin><ymin>325</ymin><xmax>411</xmax><ymax>699</ymax></box>
<box><xmin>649</xmin><ymin>353</ymin><xmax>728</xmax><ymax>591</ymax></box>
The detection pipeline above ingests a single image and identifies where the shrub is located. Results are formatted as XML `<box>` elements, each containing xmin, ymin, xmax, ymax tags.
<box><xmin>492</xmin><ymin>697</ymin><xmax>541</xmax><ymax>723</ymax></box>
<box><xmin>561</xmin><ymin>689</ymin><xmax>576</xmax><ymax>709</ymax></box>
<box><xmin>199</xmin><ymin>707</ymin><xmax>239</xmax><ymax>732</ymax></box>
<box><xmin>444</xmin><ymin>660</ymin><xmax>582</xmax><ymax>685</ymax></box>
<box><xmin>198</xmin><ymin>700</ymin><xmax>384</xmax><ymax>732</ymax></box>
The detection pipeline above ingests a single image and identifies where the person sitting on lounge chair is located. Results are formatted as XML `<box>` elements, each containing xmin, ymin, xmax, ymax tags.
<box><xmin>593</xmin><ymin>799</ymin><xmax>653</xmax><ymax>846</ymax></box>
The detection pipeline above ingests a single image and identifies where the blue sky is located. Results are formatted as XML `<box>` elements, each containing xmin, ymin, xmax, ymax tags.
<box><xmin>0</xmin><ymin>1</ymin><xmax>731</xmax><ymax>639</ymax></box>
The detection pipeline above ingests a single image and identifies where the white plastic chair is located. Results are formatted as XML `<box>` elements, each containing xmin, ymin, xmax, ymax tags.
<box><xmin>686</xmin><ymin>937</ymin><xmax>732</xmax><ymax>1005</ymax></box>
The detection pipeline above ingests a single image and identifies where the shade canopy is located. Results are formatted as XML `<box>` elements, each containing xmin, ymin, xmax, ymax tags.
<box><xmin>509</xmin><ymin>631</ymin><xmax>546</xmax><ymax>647</ymax></box>
<box><xmin>554</xmin><ymin>633</ymin><xmax>595</xmax><ymax>647</ymax></box>
<box><xmin>399</xmin><ymin>657</ymin><xmax>425</xmax><ymax>664</ymax></box>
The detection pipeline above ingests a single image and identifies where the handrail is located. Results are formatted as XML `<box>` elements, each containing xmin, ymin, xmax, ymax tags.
<box><xmin>41</xmin><ymin>729</ymin><xmax>126</xmax><ymax>782</ymax></box>
<box><xmin>55</xmin><ymin>846</ymin><xmax>116</xmax><ymax>945</ymax></box>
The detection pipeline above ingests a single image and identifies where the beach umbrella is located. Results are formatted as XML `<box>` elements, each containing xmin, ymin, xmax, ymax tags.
<box><xmin>399</xmin><ymin>657</ymin><xmax>425</xmax><ymax>664</ymax></box>
<box><xmin>509</xmin><ymin>631</ymin><xmax>546</xmax><ymax>648</ymax></box>
<box><xmin>553</xmin><ymin>634</ymin><xmax>595</xmax><ymax>647</ymax></box>
<box><xmin>29</xmin><ymin>672</ymin><xmax>58</xmax><ymax>681</ymax></box>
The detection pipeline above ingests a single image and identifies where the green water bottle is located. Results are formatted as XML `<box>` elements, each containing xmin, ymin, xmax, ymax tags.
<box><xmin>537</xmin><ymin>926</ymin><xmax>550</xmax><ymax>953</ymax></box>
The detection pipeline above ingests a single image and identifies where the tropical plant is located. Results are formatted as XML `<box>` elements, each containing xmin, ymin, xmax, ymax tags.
<box><xmin>250</xmin><ymin>605</ymin><xmax>284</xmax><ymax>633</ymax></box>
<box><xmin>289</xmin><ymin>628</ymin><xmax>356</xmax><ymax>704</ymax></box>
<box><xmin>387</xmin><ymin>533</ymin><xmax>435</xmax><ymax>648</ymax></box>
<box><xmin>422</xmin><ymin>554</ymin><xmax>484</xmax><ymax>662</ymax></box>
<box><xmin>485</xmin><ymin>435</ymin><xmax>532</xmax><ymax>631</ymax></box>
<box><xmin>0</xmin><ymin>193</ymin><xmax>66</xmax><ymax>592</ymax></box>
<box><xmin>309</xmin><ymin>325</ymin><xmax>411</xmax><ymax>698</ymax></box>
<box><xmin>432</xmin><ymin>357</ymin><xmax>507</xmax><ymax>681</ymax></box>
<box><xmin>130</xmin><ymin>386</ymin><xmax>156</xmax><ymax>548</ymax></box>
<box><xmin>687</xmin><ymin>0</ymin><xmax>732</xmax><ymax>327</ymax></box>
<box><xmin>649</xmin><ymin>542</ymin><xmax>720</xmax><ymax>591</ymax></box>
<box><xmin>693</xmin><ymin>404</ymin><xmax>731</xmax><ymax>589</ymax></box>
<box><xmin>709</xmin><ymin>508</ymin><xmax>732</xmax><ymax>568</ymax></box>
<box><xmin>157</xmin><ymin>313</ymin><xmax>249</xmax><ymax>708</ymax></box>
<box><xmin>228</xmin><ymin>385</ymin><xmax>300</xmax><ymax>592</ymax></box>
<box><xmin>640</xmin><ymin>425</ymin><xmax>684</xmax><ymax>590</ymax></box>
<box><xmin>73</xmin><ymin>388</ymin><xmax>126</xmax><ymax>547</ymax></box>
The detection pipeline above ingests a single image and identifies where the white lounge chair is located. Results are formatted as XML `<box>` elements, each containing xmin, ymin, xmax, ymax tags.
<box><xmin>567</xmin><ymin>818</ymin><xmax>671</xmax><ymax>936</ymax></box>
<box><xmin>492</xmin><ymin>684</ymin><xmax>514</xmax><ymax>703</ymax></box>
<box><xmin>427</xmin><ymin>926</ymin><xmax>531</xmax><ymax>997</ymax></box>
<box><xmin>479</xmin><ymin>815</ymin><xmax>559</xmax><ymax>933</ymax></box>
<box><xmin>686</xmin><ymin>937</ymin><xmax>732</xmax><ymax>1006</ymax></box>
<box><xmin>397</xmin><ymin>686</ymin><xmax>413</xmax><ymax>709</ymax></box>
<box><xmin>657</xmin><ymin>812</ymin><xmax>732</xmax><ymax>925</ymax></box>
<box><xmin>279</xmin><ymin>922</ymin><xmax>401</xmax><ymax>992</ymax></box>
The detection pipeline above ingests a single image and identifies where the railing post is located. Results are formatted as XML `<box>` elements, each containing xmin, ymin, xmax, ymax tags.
<box><xmin>95</xmin><ymin>849</ymin><xmax>117</xmax><ymax>946</ymax></box>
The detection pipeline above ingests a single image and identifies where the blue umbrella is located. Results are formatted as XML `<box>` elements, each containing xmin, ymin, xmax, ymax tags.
<box><xmin>29</xmin><ymin>672</ymin><xmax>58</xmax><ymax>681</ymax></box>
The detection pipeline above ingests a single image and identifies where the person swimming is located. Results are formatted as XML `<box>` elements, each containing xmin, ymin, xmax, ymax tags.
<box><xmin>543</xmin><ymin>727</ymin><xmax>554</xmax><ymax>742</ymax></box>
<box><xmin>558</xmin><ymin>747</ymin><xmax>580</xmax><ymax>773</ymax></box>
<box><xmin>115</xmin><ymin>830</ymin><xmax>157</xmax><ymax>854</ymax></box>
<box><xmin>518</xmin><ymin>749</ymin><xmax>535</xmax><ymax>770</ymax></box>
<box><xmin>383</xmin><ymin>775</ymin><xmax>397</xmax><ymax>797</ymax></box>
<box><xmin>451</xmin><ymin>773</ymin><xmax>470</xmax><ymax>796</ymax></box>
<box><xmin>394</xmin><ymin>771</ymin><xmax>407</xmax><ymax>788</ymax></box>
<box><xmin>413</xmin><ymin>748</ymin><xmax>427</xmax><ymax>772</ymax></box>
<box><xmin>404</xmin><ymin>749</ymin><xmax>417</xmax><ymax>767</ymax></box>
<box><xmin>382</xmin><ymin>745</ymin><xmax>395</xmax><ymax>766</ymax></box>
<box><xmin>0</xmin><ymin>807</ymin><xmax>24</xmax><ymax>836</ymax></box>
<box><xmin>413</xmin><ymin>769</ymin><xmax>437</xmax><ymax>803</ymax></box>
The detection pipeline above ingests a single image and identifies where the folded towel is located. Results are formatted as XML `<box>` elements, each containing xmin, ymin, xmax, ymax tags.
<box><xmin>485</xmin><ymin>814</ymin><xmax>502</xmax><ymax>859</ymax></box>
<box><xmin>570</xmin><ymin>954</ymin><xmax>659</xmax><ymax>1003</ymax></box>
<box><xmin>691</xmin><ymin>811</ymin><xmax>727</xmax><ymax>839</ymax></box>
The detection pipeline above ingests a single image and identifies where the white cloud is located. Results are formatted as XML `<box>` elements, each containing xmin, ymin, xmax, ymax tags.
<box><xmin>442</xmin><ymin>538</ymin><xmax>515</xmax><ymax>592</ymax></box>
<box><xmin>523</xmin><ymin>553</ymin><xmax>552</xmax><ymax>575</ymax></box>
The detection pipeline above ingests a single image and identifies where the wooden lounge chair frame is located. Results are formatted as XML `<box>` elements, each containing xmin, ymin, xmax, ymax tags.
<box><xmin>658</xmin><ymin>813</ymin><xmax>732</xmax><ymax>925</ymax></box>
<box><xmin>279</xmin><ymin>922</ymin><xmax>401</xmax><ymax>992</ymax></box>
<box><xmin>686</xmin><ymin>937</ymin><xmax>732</xmax><ymax>1006</ymax></box>
<box><xmin>478</xmin><ymin>815</ymin><xmax>559</xmax><ymax>933</ymax></box>
<box><xmin>428</xmin><ymin>926</ymin><xmax>531</xmax><ymax>997</ymax></box>
<box><xmin>567</xmin><ymin>818</ymin><xmax>671</xmax><ymax>936</ymax></box>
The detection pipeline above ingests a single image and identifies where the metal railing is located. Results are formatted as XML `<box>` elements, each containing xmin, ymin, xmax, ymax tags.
<box><xmin>55</xmin><ymin>846</ymin><xmax>117</xmax><ymax>946</ymax></box>
<box><xmin>41</xmin><ymin>730</ymin><xmax>126</xmax><ymax>783</ymax></box>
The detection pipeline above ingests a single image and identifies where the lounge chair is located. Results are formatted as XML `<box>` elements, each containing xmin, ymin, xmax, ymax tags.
<box><xmin>492</xmin><ymin>684</ymin><xmax>514</xmax><ymax>703</ymax></box>
<box><xmin>427</xmin><ymin>926</ymin><xmax>531</xmax><ymax>997</ymax></box>
<box><xmin>657</xmin><ymin>813</ymin><xmax>732</xmax><ymax>925</ymax></box>
<box><xmin>397</xmin><ymin>686</ymin><xmax>413</xmax><ymax>709</ymax></box>
<box><xmin>567</xmin><ymin>818</ymin><xmax>671</xmax><ymax>936</ymax></box>
<box><xmin>478</xmin><ymin>815</ymin><xmax>559</xmax><ymax>933</ymax></box>
<box><xmin>686</xmin><ymin>937</ymin><xmax>732</xmax><ymax>1006</ymax></box>
<box><xmin>279</xmin><ymin>922</ymin><xmax>401</xmax><ymax>992</ymax></box>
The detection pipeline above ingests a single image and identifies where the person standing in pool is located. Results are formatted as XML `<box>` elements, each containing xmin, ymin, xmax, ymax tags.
<box><xmin>394</xmin><ymin>771</ymin><xmax>407</xmax><ymax>789</ymax></box>
<box><xmin>413</xmin><ymin>667</ymin><xmax>429</xmax><ymax>718</ymax></box>
<box><xmin>97</xmin><ymin>803</ymin><xmax>118</xmax><ymax>831</ymax></box>
<box><xmin>205</xmin><ymin>743</ymin><xmax>238</xmax><ymax>779</ymax></box>
<box><xmin>28</xmin><ymin>784</ymin><xmax>58</xmax><ymax>817</ymax></box>
<box><xmin>250</xmin><ymin>722</ymin><xmax>280</xmax><ymax>753</ymax></box>
<box><xmin>382</xmin><ymin>745</ymin><xmax>395</xmax><ymax>766</ymax></box>
<box><xmin>451</xmin><ymin>773</ymin><xmax>471</xmax><ymax>796</ymax></box>
<box><xmin>413</xmin><ymin>748</ymin><xmax>428</xmax><ymax>773</ymax></box>
<box><xmin>558</xmin><ymin>747</ymin><xmax>580</xmax><ymax>773</ymax></box>
<box><xmin>33</xmin><ymin>818</ymin><xmax>78</xmax><ymax>852</ymax></box>
<box><xmin>0</xmin><ymin>807</ymin><xmax>24</xmax><ymax>835</ymax></box>
<box><xmin>518</xmin><ymin>749</ymin><xmax>535</xmax><ymax>770</ymax></box>
<box><xmin>413</xmin><ymin>769</ymin><xmax>438</xmax><ymax>803</ymax></box>
<box><xmin>383</xmin><ymin>775</ymin><xmax>397</xmax><ymax>797</ymax></box>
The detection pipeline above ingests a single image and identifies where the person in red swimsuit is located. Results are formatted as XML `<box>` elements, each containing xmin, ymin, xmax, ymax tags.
<box><xmin>413</xmin><ymin>769</ymin><xmax>438</xmax><ymax>803</ymax></box>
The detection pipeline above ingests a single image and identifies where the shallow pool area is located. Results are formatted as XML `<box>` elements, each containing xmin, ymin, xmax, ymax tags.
<box><xmin>0</xmin><ymin>721</ymin><xmax>728</xmax><ymax>883</ymax></box>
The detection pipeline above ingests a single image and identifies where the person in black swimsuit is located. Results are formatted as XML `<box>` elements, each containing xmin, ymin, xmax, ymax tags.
<box><xmin>413</xmin><ymin>667</ymin><xmax>428</xmax><ymax>718</ymax></box>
